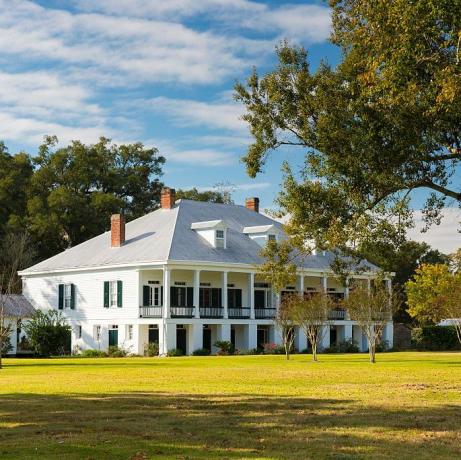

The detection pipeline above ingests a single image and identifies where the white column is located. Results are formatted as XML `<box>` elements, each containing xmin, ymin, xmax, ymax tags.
<box><xmin>245</xmin><ymin>323</ymin><xmax>257</xmax><ymax>349</ymax></box>
<box><xmin>222</xmin><ymin>271</ymin><xmax>228</xmax><ymax>319</ymax></box>
<box><xmin>248</xmin><ymin>272</ymin><xmax>255</xmax><ymax>319</ymax></box>
<box><xmin>344</xmin><ymin>324</ymin><xmax>353</xmax><ymax>342</ymax></box>
<box><xmin>353</xmin><ymin>325</ymin><xmax>364</xmax><ymax>352</ymax></box>
<box><xmin>188</xmin><ymin>323</ymin><xmax>203</xmax><ymax>354</ymax></box>
<box><xmin>297</xmin><ymin>273</ymin><xmax>304</xmax><ymax>297</ymax></box>
<box><xmin>193</xmin><ymin>269</ymin><xmax>200</xmax><ymax>318</ymax></box>
<box><xmin>322</xmin><ymin>275</ymin><xmax>327</xmax><ymax>292</ymax></box>
<box><xmin>294</xmin><ymin>327</ymin><xmax>308</xmax><ymax>352</ymax></box>
<box><xmin>367</xmin><ymin>277</ymin><xmax>371</xmax><ymax>292</ymax></box>
<box><xmin>217</xmin><ymin>323</ymin><xmax>231</xmax><ymax>342</ymax></box>
<box><xmin>383</xmin><ymin>322</ymin><xmax>394</xmax><ymax>349</ymax></box>
<box><xmin>320</xmin><ymin>325</ymin><xmax>330</xmax><ymax>351</ymax></box>
<box><xmin>159</xmin><ymin>322</ymin><xmax>176</xmax><ymax>356</ymax></box>
<box><xmin>163</xmin><ymin>267</ymin><xmax>171</xmax><ymax>319</ymax></box>
<box><xmin>272</xmin><ymin>325</ymin><xmax>283</xmax><ymax>346</ymax></box>
<box><xmin>344</xmin><ymin>277</ymin><xmax>350</xmax><ymax>299</ymax></box>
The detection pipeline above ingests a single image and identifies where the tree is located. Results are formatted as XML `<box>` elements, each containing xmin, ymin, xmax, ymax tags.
<box><xmin>176</xmin><ymin>187</ymin><xmax>233</xmax><ymax>204</ymax></box>
<box><xmin>274</xmin><ymin>295</ymin><xmax>296</xmax><ymax>360</ymax></box>
<box><xmin>290</xmin><ymin>292</ymin><xmax>333</xmax><ymax>362</ymax></box>
<box><xmin>343</xmin><ymin>283</ymin><xmax>399</xmax><ymax>363</ymax></box>
<box><xmin>24</xmin><ymin>310</ymin><xmax>71</xmax><ymax>357</ymax></box>
<box><xmin>406</xmin><ymin>263</ymin><xmax>461</xmax><ymax>344</ymax></box>
<box><xmin>235</xmin><ymin>1</ymin><xmax>461</xmax><ymax>255</ymax></box>
<box><xmin>0</xmin><ymin>232</ymin><xmax>35</xmax><ymax>369</ymax></box>
<box><xmin>28</xmin><ymin>136</ymin><xmax>165</xmax><ymax>259</ymax></box>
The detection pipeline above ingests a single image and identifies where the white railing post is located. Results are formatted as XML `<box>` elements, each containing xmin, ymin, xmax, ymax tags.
<box><xmin>163</xmin><ymin>267</ymin><xmax>170</xmax><ymax>319</ymax></box>
<box><xmin>222</xmin><ymin>271</ymin><xmax>228</xmax><ymax>319</ymax></box>
<box><xmin>249</xmin><ymin>272</ymin><xmax>255</xmax><ymax>319</ymax></box>
<box><xmin>194</xmin><ymin>269</ymin><xmax>200</xmax><ymax>318</ymax></box>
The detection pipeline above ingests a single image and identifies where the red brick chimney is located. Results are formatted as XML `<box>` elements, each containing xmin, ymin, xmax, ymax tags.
<box><xmin>161</xmin><ymin>187</ymin><xmax>176</xmax><ymax>209</ymax></box>
<box><xmin>245</xmin><ymin>197</ymin><xmax>259</xmax><ymax>213</ymax></box>
<box><xmin>111</xmin><ymin>214</ymin><xmax>125</xmax><ymax>247</ymax></box>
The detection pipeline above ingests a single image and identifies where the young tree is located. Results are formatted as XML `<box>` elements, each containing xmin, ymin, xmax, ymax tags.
<box><xmin>406</xmin><ymin>263</ymin><xmax>461</xmax><ymax>344</ymax></box>
<box><xmin>343</xmin><ymin>283</ymin><xmax>398</xmax><ymax>363</ymax></box>
<box><xmin>235</xmin><ymin>1</ymin><xmax>461</xmax><ymax>256</ymax></box>
<box><xmin>274</xmin><ymin>295</ymin><xmax>297</xmax><ymax>360</ymax></box>
<box><xmin>291</xmin><ymin>292</ymin><xmax>333</xmax><ymax>362</ymax></box>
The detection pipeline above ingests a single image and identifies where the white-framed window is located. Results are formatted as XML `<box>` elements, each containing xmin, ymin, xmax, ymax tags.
<box><xmin>126</xmin><ymin>324</ymin><xmax>133</xmax><ymax>341</ymax></box>
<box><xmin>94</xmin><ymin>325</ymin><xmax>101</xmax><ymax>341</ymax></box>
<box><xmin>64</xmin><ymin>284</ymin><xmax>72</xmax><ymax>308</ymax></box>
<box><xmin>268</xmin><ymin>234</ymin><xmax>276</xmax><ymax>242</ymax></box>
<box><xmin>109</xmin><ymin>281</ymin><xmax>118</xmax><ymax>307</ymax></box>
<box><xmin>76</xmin><ymin>325</ymin><xmax>82</xmax><ymax>339</ymax></box>
<box><xmin>215</xmin><ymin>229</ymin><xmax>225</xmax><ymax>248</ymax></box>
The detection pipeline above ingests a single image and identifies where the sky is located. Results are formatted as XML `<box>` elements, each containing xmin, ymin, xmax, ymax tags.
<box><xmin>0</xmin><ymin>0</ymin><xmax>459</xmax><ymax>252</ymax></box>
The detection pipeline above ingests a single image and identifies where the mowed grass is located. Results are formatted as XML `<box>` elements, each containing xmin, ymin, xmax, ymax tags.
<box><xmin>1</xmin><ymin>353</ymin><xmax>461</xmax><ymax>459</ymax></box>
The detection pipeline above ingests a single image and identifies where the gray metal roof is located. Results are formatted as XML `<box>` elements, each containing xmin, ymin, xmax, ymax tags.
<box><xmin>21</xmin><ymin>199</ymin><xmax>378</xmax><ymax>274</ymax></box>
<box><xmin>1</xmin><ymin>294</ymin><xmax>35</xmax><ymax>317</ymax></box>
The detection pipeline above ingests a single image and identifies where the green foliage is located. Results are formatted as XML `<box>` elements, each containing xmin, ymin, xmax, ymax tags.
<box><xmin>406</xmin><ymin>264</ymin><xmax>461</xmax><ymax>324</ymax></box>
<box><xmin>192</xmin><ymin>348</ymin><xmax>211</xmax><ymax>356</ymax></box>
<box><xmin>323</xmin><ymin>339</ymin><xmax>359</xmax><ymax>354</ymax></box>
<box><xmin>167</xmin><ymin>348</ymin><xmax>184</xmax><ymax>357</ymax></box>
<box><xmin>80</xmin><ymin>349</ymin><xmax>107</xmax><ymax>358</ymax></box>
<box><xmin>235</xmin><ymin>0</ymin><xmax>461</xmax><ymax>255</ymax></box>
<box><xmin>235</xmin><ymin>348</ymin><xmax>258</xmax><ymax>355</ymax></box>
<box><xmin>144</xmin><ymin>342</ymin><xmax>159</xmax><ymax>357</ymax></box>
<box><xmin>411</xmin><ymin>326</ymin><xmax>461</xmax><ymax>351</ymax></box>
<box><xmin>176</xmin><ymin>186</ymin><xmax>233</xmax><ymax>204</ymax></box>
<box><xmin>262</xmin><ymin>343</ymin><xmax>285</xmax><ymax>355</ymax></box>
<box><xmin>23</xmin><ymin>310</ymin><xmax>71</xmax><ymax>357</ymax></box>
<box><xmin>0</xmin><ymin>334</ymin><xmax>13</xmax><ymax>357</ymax></box>
<box><xmin>214</xmin><ymin>340</ymin><xmax>235</xmax><ymax>355</ymax></box>
<box><xmin>108</xmin><ymin>346</ymin><xmax>128</xmax><ymax>357</ymax></box>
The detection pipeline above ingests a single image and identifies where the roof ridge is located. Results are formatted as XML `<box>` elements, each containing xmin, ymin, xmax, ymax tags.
<box><xmin>165</xmin><ymin>202</ymin><xmax>181</xmax><ymax>261</ymax></box>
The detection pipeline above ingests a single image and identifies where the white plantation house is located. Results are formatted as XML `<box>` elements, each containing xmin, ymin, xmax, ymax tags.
<box><xmin>19</xmin><ymin>188</ymin><xmax>393</xmax><ymax>355</ymax></box>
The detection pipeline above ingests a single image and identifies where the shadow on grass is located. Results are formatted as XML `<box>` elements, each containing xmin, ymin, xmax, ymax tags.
<box><xmin>1</xmin><ymin>392</ymin><xmax>460</xmax><ymax>459</ymax></box>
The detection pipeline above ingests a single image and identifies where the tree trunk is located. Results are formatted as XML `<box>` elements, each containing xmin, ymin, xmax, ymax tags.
<box><xmin>369</xmin><ymin>344</ymin><xmax>376</xmax><ymax>363</ymax></box>
<box><xmin>312</xmin><ymin>343</ymin><xmax>318</xmax><ymax>362</ymax></box>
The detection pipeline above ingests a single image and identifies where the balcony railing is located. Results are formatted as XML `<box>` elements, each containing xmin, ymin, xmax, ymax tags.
<box><xmin>171</xmin><ymin>306</ymin><xmax>195</xmax><ymax>318</ymax></box>
<box><xmin>255</xmin><ymin>308</ymin><xmax>277</xmax><ymax>319</ymax></box>
<box><xmin>139</xmin><ymin>306</ymin><xmax>163</xmax><ymax>318</ymax></box>
<box><xmin>328</xmin><ymin>309</ymin><xmax>346</xmax><ymax>320</ymax></box>
<box><xmin>199</xmin><ymin>307</ymin><xmax>224</xmax><ymax>318</ymax></box>
<box><xmin>228</xmin><ymin>307</ymin><xmax>251</xmax><ymax>319</ymax></box>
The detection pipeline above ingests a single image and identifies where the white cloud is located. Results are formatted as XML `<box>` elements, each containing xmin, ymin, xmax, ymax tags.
<box><xmin>407</xmin><ymin>208</ymin><xmax>461</xmax><ymax>254</ymax></box>
<box><xmin>147</xmin><ymin>96</ymin><xmax>245</xmax><ymax>132</ymax></box>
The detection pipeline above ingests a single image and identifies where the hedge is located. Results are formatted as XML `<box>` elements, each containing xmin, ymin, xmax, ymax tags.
<box><xmin>411</xmin><ymin>326</ymin><xmax>460</xmax><ymax>351</ymax></box>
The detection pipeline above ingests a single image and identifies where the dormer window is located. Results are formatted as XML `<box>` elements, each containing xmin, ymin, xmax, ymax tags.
<box><xmin>191</xmin><ymin>220</ymin><xmax>227</xmax><ymax>249</ymax></box>
<box><xmin>268</xmin><ymin>234</ymin><xmax>276</xmax><ymax>242</ymax></box>
<box><xmin>243</xmin><ymin>225</ymin><xmax>281</xmax><ymax>247</ymax></box>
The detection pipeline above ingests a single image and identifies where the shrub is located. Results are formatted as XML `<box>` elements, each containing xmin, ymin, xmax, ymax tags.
<box><xmin>24</xmin><ymin>310</ymin><xmax>71</xmax><ymax>357</ymax></box>
<box><xmin>375</xmin><ymin>340</ymin><xmax>390</xmax><ymax>353</ymax></box>
<box><xmin>412</xmin><ymin>326</ymin><xmax>460</xmax><ymax>351</ymax></box>
<box><xmin>192</xmin><ymin>348</ymin><xmax>211</xmax><ymax>356</ymax></box>
<box><xmin>262</xmin><ymin>343</ymin><xmax>285</xmax><ymax>355</ymax></box>
<box><xmin>167</xmin><ymin>348</ymin><xmax>183</xmax><ymax>357</ymax></box>
<box><xmin>214</xmin><ymin>340</ymin><xmax>235</xmax><ymax>355</ymax></box>
<box><xmin>235</xmin><ymin>348</ymin><xmax>258</xmax><ymax>355</ymax></box>
<box><xmin>144</xmin><ymin>342</ymin><xmax>159</xmax><ymax>357</ymax></box>
<box><xmin>323</xmin><ymin>339</ymin><xmax>359</xmax><ymax>354</ymax></box>
<box><xmin>1</xmin><ymin>336</ymin><xmax>13</xmax><ymax>357</ymax></box>
<box><xmin>108</xmin><ymin>346</ymin><xmax>128</xmax><ymax>357</ymax></box>
<box><xmin>80</xmin><ymin>349</ymin><xmax>107</xmax><ymax>358</ymax></box>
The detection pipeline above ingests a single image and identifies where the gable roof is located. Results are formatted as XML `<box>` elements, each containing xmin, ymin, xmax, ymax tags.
<box><xmin>1</xmin><ymin>295</ymin><xmax>35</xmax><ymax>318</ymax></box>
<box><xmin>20</xmin><ymin>199</ymin><xmax>379</xmax><ymax>275</ymax></box>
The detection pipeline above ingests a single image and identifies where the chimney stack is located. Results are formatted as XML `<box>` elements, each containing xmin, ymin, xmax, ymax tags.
<box><xmin>111</xmin><ymin>214</ymin><xmax>125</xmax><ymax>247</ymax></box>
<box><xmin>161</xmin><ymin>187</ymin><xmax>176</xmax><ymax>209</ymax></box>
<box><xmin>245</xmin><ymin>197</ymin><xmax>259</xmax><ymax>213</ymax></box>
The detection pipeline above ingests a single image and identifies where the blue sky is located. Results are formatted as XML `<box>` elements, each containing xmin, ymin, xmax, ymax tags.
<box><xmin>0</xmin><ymin>0</ymin><xmax>459</xmax><ymax>251</ymax></box>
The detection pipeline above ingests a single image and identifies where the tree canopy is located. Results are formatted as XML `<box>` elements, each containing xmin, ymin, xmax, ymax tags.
<box><xmin>235</xmin><ymin>0</ymin><xmax>461</xmax><ymax>253</ymax></box>
<box><xmin>176</xmin><ymin>186</ymin><xmax>233</xmax><ymax>204</ymax></box>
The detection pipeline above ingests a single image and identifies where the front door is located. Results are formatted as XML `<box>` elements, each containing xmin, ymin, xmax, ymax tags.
<box><xmin>203</xmin><ymin>327</ymin><xmax>212</xmax><ymax>351</ymax></box>
<box><xmin>257</xmin><ymin>327</ymin><xmax>268</xmax><ymax>349</ymax></box>
<box><xmin>148</xmin><ymin>326</ymin><xmax>159</xmax><ymax>343</ymax></box>
<box><xmin>176</xmin><ymin>327</ymin><xmax>187</xmax><ymax>355</ymax></box>
<box><xmin>108</xmin><ymin>329</ymin><xmax>118</xmax><ymax>347</ymax></box>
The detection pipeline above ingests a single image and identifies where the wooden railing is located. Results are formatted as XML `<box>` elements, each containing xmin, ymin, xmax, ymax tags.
<box><xmin>228</xmin><ymin>307</ymin><xmax>251</xmax><ymax>319</ymax></box>
<box><xmin>199</xmin><ymin>307</ymin><xmax>224</xmax><ymax>318</ymax></box>
<box><xmin>139</xmin><ymin>306</ymin><xmax>163</xmax><ymax>318</ymax></box>
<box><xmin>255</xmin><ymin>308</ymin><xmax>276</xmax><ymax>319</ymax></box>
<box><xmin>170</xmin><ymin>306</ymin><xmax>195</xmax><ymax>318</ymax></box>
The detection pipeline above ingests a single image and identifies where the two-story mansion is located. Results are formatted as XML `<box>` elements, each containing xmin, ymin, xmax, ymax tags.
<box><xmin>19</xmin><ymin>188</ymin><xmax>393</xmax><ymax>355</ymax></box>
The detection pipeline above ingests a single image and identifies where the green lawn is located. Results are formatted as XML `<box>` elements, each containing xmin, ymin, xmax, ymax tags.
<box><xmin>1</xmin><ymin>353</ymin><xmax>460</xmax><ymax>459</ymax></box>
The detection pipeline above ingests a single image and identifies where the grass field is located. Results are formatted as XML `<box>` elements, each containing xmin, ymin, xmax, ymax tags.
<box><xmin>1</xmin><ymin>352</ymin><xmax>460</xmax><ymax>459</ymax></box>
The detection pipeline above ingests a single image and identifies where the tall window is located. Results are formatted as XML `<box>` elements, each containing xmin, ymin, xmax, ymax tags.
<box><xmin>64</xmin><ymin>284</ymin><xmax>72</xmax><ymax>308</ymax></box>
<box><xmin>199</xmin><ymin>287</ymin><xmax>222</xmax><ymax>308</ymax></box>
<box><xmin>127</xmin><ymin>324</ymin><xmax>133</xmax><ymax>340</ymax></box>
<box><xmin>215</xmin><ymin>229</ymin><xmax>225</xmax><ymax>248</ymax></box>
<box><xmin>109</xmin><ymin>281</ymin><xmax>118</xmax><ymax>307</ymax></box>
<box><xmin>94</xmin><ymin>325</ymin><xmax>101</xmax><ymax>341</ymax></box>
<box><xmin>76</xmin><ymin>325</ymin><xmax>82</xmax><ymax>339</ymax></box>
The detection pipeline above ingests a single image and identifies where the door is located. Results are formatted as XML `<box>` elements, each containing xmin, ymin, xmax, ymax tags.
<box><xmin>257</xmin><ymin>327</ymin><xmax>268</xmax><ymax>349</ymax></box>
<box><xmin>330</xmin><ymin>326</ymin><xmax>337</xmax><ymax>347</ymax></box>
<box><xmin>231</xmin><ymin>327</ymin><xmax>236</xmax><ymax>347</ymax></box>
<box><xmin>108</xmin><ymin>329</ymin><xmax>118</xmax><ymax>347</ymax></box>
<box><xmin>254</xmin><ymin>290</ymin><xmax>266</xmax><ymax>309</ymax></box>
<box><xmin>148</xmin><ymin>326</ymin><xmax>159</xmax><ymax>343</ymax></box>
<box><xmin>176</xmin><ymin>327</ymin><xmax>187</xmax><ymax>355</ymax></box>
<box><xmin>203</xmin><ymin>327</ymin><xmax>212</xmax><ymax>351</ymax></box>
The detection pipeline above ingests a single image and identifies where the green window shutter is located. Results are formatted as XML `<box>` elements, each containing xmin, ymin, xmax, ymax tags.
<box><xmin>187</xmin><ymin>287</ymin><xmax>194</xmax><ymax>307</ymax></box>
<box><xmin>170</xmin><ymin>286</ymin><xmax>177</xmax><ymax>306</ymax></box>
<box><xmin>143</xmin><ymin>286</ymin><xmax>150</xmax><ymax>306</ymax></box>
<box><xmin>70</xmin><ymin>284</ymin><xmax>76</xmax><ymax>310</ymax></box>
<box><xmin>236</xmin><ymin>289</ymin><xmax>242</xmax><ymax>308</ymax></box>
<box><xmin>103</xmin><ymin>281</ymin><xmax>109</xmax><ymax>308</ymax></box>
<box><xmin>58</xmin><ymin>284</ymin><xmax>64</xmax><ymax>310</ymax></box>
<box><xmin>117</xmin><ymin>280</ymin><xmax>123</xmax><ymax>308</ymax></box>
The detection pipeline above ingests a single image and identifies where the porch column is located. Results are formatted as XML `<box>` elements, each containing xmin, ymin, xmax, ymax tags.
<box><xmin>320</xmin><ymin>324</ymin><xmax>330</xmax><ymax>351</ymax></box>
<box><xmin>245</xmin><ymin>323</ymin><xmax>257</xmax><ymax>349</ymax></box>
<box><xmin>297</xmin><ymin>273</ymin><xmax>305</xmax><ymax>297</ymax></box>
<box><xmin>248</xmin><ymin>272</ymin><xmax>255</xmax><ymax>319</ymax></box>
<box><xmin>345</xmin><ymin>277</ymin><xmax>350</xmax><ymax>299</ymax></box>
<box><xmin>189</xmin><ymin>323</ymin><xmax>203</xmax><ymax>354</ymax></box>
<box><xmin>383</xmin><ymin>322</ymin><xmax>394</xmax><ymax>349</ymax></box>
<box><xmin>344</xmin><ymin>324</ymin><xmax>353</xmax><ymax>342</ymax></box>
<box><xmin>322</xmin><ymin>274</ymin><xmax>327</xmax><ymax>292</ymax></box>
<box><xmin>353</xmin><ymin>325</ymin><xmax>364</xmax><ymax>352</ymax></box>
<box><xmin>163</xmin><ymin>267</ymin><xmax>171</xmax><ymax>319</ymax></box>
<box><xmin>159</xmin><ymin>322</ymin><xmax>176</xmax><ymax>356</ymax></box>
<box><xmin>193</xmin><ymin>269</ymin><xmax>201</xmax><ymax>318</ymax></box>
<box><xmin>217</xmin><ymin>323</ymin><xmax>231</xmax><ymax>342</ymax></box>
<box><xmin>222</xmin><ymin>271</ymin><xmax>228</xmax><ymax>319</ymax></box>
<box><xmin>295</xmin><ymin>327</ymin><xmax>308</xmax><ymax>352</ymax></box>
